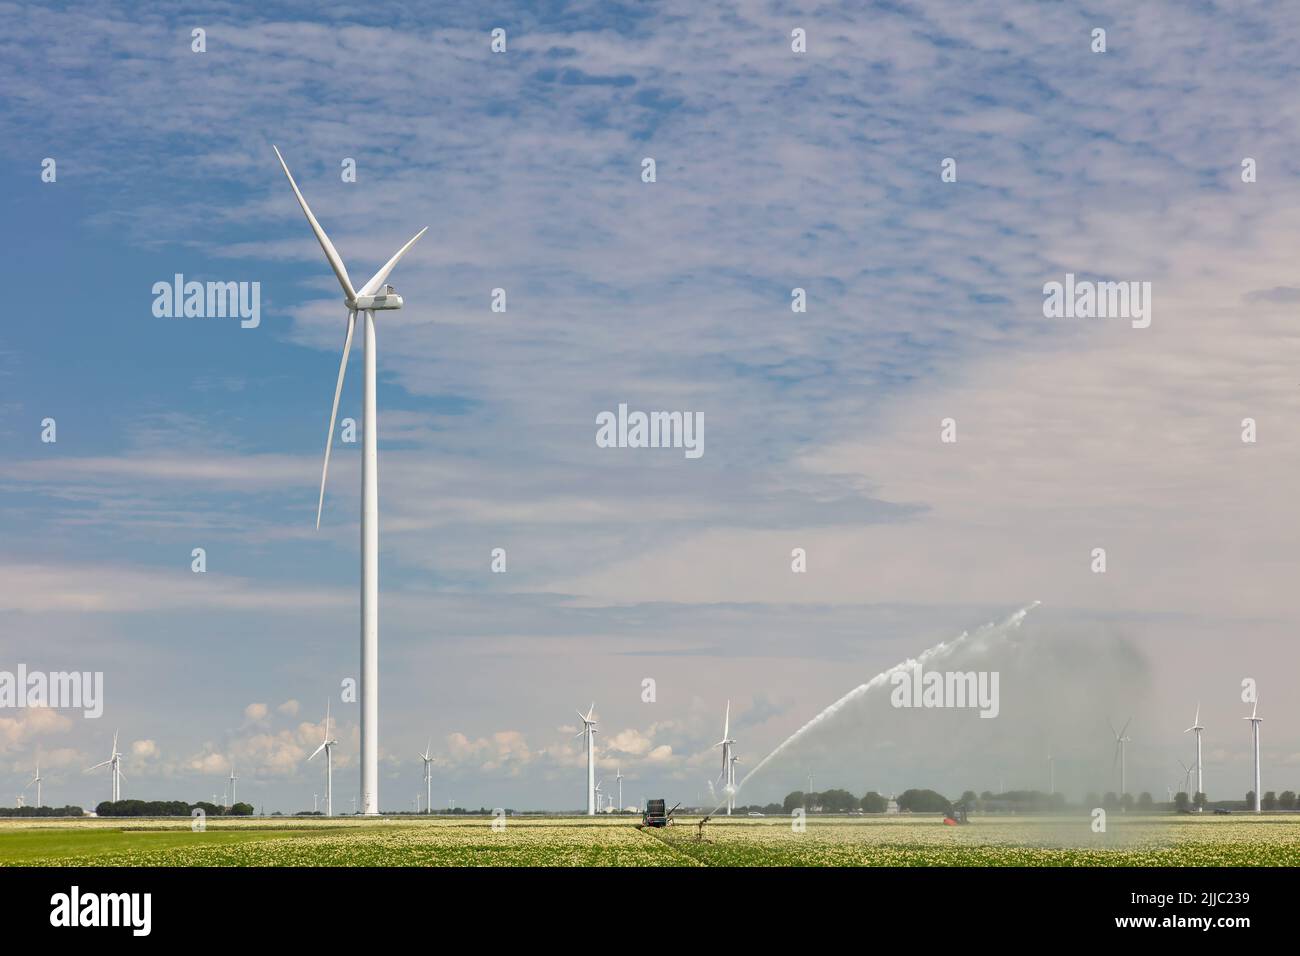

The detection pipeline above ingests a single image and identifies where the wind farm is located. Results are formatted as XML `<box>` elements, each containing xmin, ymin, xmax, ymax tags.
<box><xmin>9</xmin><ymin>6</ymin><xmax>1300</xmax><ymax>928</ymax></box>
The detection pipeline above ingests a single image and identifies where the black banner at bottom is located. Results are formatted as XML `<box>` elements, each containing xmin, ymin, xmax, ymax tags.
<box><xmin>0</xmin><ymin>866</ymin><xmax>1276</xmax><ymax>941</ymax></box>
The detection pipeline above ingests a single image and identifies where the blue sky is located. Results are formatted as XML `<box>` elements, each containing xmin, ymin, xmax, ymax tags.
<box><xmin>2</xmin><ymin>0</ymin><xmax>1300</xmax><ymax>812</ymax></box>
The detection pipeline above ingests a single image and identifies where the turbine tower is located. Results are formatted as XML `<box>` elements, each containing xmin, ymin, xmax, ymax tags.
<box><xmin>274</xmin><ymin>146</ymin><xmax>427</xmax><ymax>816</ymax></box>
<box><xmin>615</xmin><ymin>766</ymin><xmax>623</xmax><ymax>812</ymax></box>
<box><xmin>419</xmin><ymin>741</ymin><xmax>436</xmax><ymax>816</ymax></box>
<box><xmin>714</xmin><ymin>701</ymin><xmax>736</xmax><ymax>814</ymax></box>
<box><xmin>24</xmin><ymin>761</ymin><xmax>42</xmax><ymax>808</ymax></box>
<box><xmin>1244</xmin><ymin>696</ymin><xmax>1262</xmax><ymax>812</ymax></box>
<box><xmin>84</xmin><ymin>730</ymin><xmax>124</xmax><ymax>802</ymax></box>
<box><xmin>1183</xmin><ymin>703</ymin><xmax>1204</xmax><ymax>809</ymax></box>
<box><xmin>308</xmin><ymin>701</ymin><xmax>339</xmax><ymax>816</ymax></box>
<box><xmin>575</xmin><ymin>704</ymin><xmax>597</xmax><ymax>815</ymax></box>
<box><xmin>1109</xmin><ymin>718</ymin><xmax>1131</xmax><ymax>802</ymax></box>
<box><xmin>229</xmin><ymin>762</ymin><xmax>238</xmax><ymax>808</ymax></box>
<box><xmin>594</xmin><ymin>779</ymin><xmax>603</xmax><ymax>813</ymax></box>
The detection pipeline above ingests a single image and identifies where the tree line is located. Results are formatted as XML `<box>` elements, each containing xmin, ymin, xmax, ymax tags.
<box><xmin>95</xmin><ymin>800</ymin><xmax>255</xmax><ymax>817</ymax></box>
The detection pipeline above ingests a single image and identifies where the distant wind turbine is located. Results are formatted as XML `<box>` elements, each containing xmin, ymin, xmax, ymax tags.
<box><xmin>594</xmin><ymin>778</ymin><xmax>603</xmax><ymax>813</ymax></box>
<box><xmin>308</xmin><ymin>701</ymin><xmax>339</xmax><ymax>816</ymax></box>
<box><xmin>274</xmin><ymin>145</ymin><xmax>427</xmax><ymax>816</ymax></box>
<box><xmin>615</xmin><ymin>766</ymin><xmax>623</xmax><ymax>813</ymax></box>
<box><xmin>1244</xmin><ymin>696</ymin><xmax>1262</xmax><ymax>812</ymax></box>
<box><xmin>1109</xmin><ymin>718</ymin><xmax>1132</xmax><ymax>802</ymax></box>
<box><xmin>84</xmin><ymin>731</ymin><xmax>124</xmax><ymax>802</ymax></box>
<box><xmin>24</xmin><ymin>761</ymin><xmax>42</xmax><ymax>808</ymax></box>
<box><xmin>1184</xmin><ymin>703</ymin><xmax>1204</xmax><ymax>809</ymax></box>
<box><xmin>575</xmin><ymin>704</ymin><xmax>597</xmax><ymax>815</ymax></box>
<box><xmin>229</xmin><ymin>762</ymin><xmax>238</xmax><ymax>808</ymax></box>
<box><xmin>714</xmin><ymin>701</ymin><xmax>736</xmax><ymax>815</ymax></box>
<box><xmin>419</xmin><ymin>742</ymin><xmax>436</xmax><ymax>816</ymax></box>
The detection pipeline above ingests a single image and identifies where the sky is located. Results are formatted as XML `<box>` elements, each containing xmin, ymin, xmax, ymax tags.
<box><xmin>2</xmin><ymin>0</ymin><xmax>1299</xmax><ymax>813</ymax></box>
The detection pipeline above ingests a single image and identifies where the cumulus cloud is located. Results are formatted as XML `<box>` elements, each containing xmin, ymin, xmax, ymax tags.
<box><xmin>131</xmin><ymin>739</ymin><xmax>159</xmax><ymax>759</ymax></box>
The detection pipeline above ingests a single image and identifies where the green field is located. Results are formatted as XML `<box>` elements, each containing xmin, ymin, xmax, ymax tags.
<box><xmin>5</xmin><ymin>814</ymin><xmax>1300</xmax><ymax>866</ymax></box>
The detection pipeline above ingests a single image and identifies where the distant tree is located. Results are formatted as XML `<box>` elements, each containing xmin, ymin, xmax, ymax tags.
<box><xmin>1262</xmin><ymin>791</ymin><xmax>1278</xmax><ymax>811</ymax></box>
<box><xmin>959</xmin><ymin>790</ymin><xmax>978</xmax><ymax>809</ymax></box>
<box><xmin>1247</xmin><ymin>790</ymin><xmax>1257</xmax><ymax>809</ymax></box>
<box><xmin>979</xmin><ymin>790</ymin><xmax>994</xmax><ymax>803</ymax></box>
<box><xmin>229</xmin><ymin>802</ymin><xmax>254</xmax><ymax>816</ymax></box>
<box><xmin>1102</xmin><ymin>792</ymin><xmax>1119</xmax><ymax>809</ymax></box>
<box><xmin>818</xmin><ymin>789</ymin><xmax>857</xmax><ymax>813</ymax></box>
<box><xmin>1279</xmin><ymin>791</ymin><xmax>1296</xmax><ymax>811</ymax></box>
<box><xmin>782</xmin><ymin>792</ymin><xmax>803</xmax><ymax>814</ymax></box>
<box><xmin>896</xmin><ymin>789</ymin><xmax>951</xmax><ymax>813</ymax></box>
<box><xmin>859</xmin><ymin>791</ymin><xmax>887</xmax><ymax>813</ymax></box>
<box><xmin>1084</xmin><ymin>791</ymin><xmax>1100</xmax><ymax>809</ymax></box>
<box><xmin>1137</xmin><ymin>792</ymin><xmax>1153</xmax><ymax>810</ymax></box>
<box><xmin>762</xmin><ymin>803</ymin><xmax>782</xmax><ymax>814</ymax></box>
<box><xmin>1194</xmin><ymin>792</ymin><xmax>1207</xmax><ymax>811</ymax></box>
<box><xmin>1120</xmin><ymin>793</ymin><xmax>1135</xmax><ymax>812</ymax></box>
<box><xmin>1174</xmin><ymin>792</ymin><xmax>1190</xmax><ymax>812</ymax></box>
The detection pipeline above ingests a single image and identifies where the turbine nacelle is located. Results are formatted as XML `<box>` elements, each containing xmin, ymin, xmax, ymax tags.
<box><xmin>350</xmin><ymin>285</ymin><xmax>404</xmax><ymax>311</ymax></box>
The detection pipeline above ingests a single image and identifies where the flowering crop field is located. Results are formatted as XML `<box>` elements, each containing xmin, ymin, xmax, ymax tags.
<box><xmin>2</xmin><ymin>814</ymin><xmax>1299</xmax><ymax>867</ymax></box>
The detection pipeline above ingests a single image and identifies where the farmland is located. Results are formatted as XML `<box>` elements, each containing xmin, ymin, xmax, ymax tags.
<box><xmin>3</xmin><ymin>814</ymin><xmax>1300</xmax><ymax>867</ymax></box>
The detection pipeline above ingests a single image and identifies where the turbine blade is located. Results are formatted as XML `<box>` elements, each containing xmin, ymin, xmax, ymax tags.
<box><xmin>1118</xmin><ymin>716</ymin><xmax>1132</xmax><ymax>738</ymax></box>
<box><xmin>316</xmin><ymin>310</ymin><xmax>356</xmax><ymax>528</ymax></box>
<box><xmin>723</xmin><ymin>700</ymin><xmax>730</xmax><ymax>741</ymax></box>
<box><xmin>273</xmin><ymin>146</ymin><xmax>357</xmax><ymax>301</ymax></box>
<box><xmin>308</xmin><ymin>742</ymin><xmax>326</xmax><ymax>761</ymax></box>
<box><xmin>358</xmin><ymin>227</ymin><xmax>428</xmax><ymax>297</ymax></box>
<box><xmin>85</xmin><ymin>760</ymin><xmax>111</xmax><ymax>772</ymax></box>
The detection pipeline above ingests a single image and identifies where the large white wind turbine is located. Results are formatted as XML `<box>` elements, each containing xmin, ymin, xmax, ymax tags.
<box><xmin>308</xmin><ymin>701</ymin><xmax>339</xmax><ymax>817</ymax></box>
<box><xmin>714</xmin><ymin>701</ymin><xmax>736</xmax><ymax>815</ymax></box>
<box><xmin>615</xmin><ymin>766</ymin><xmax>623</xmax><ymax>813</ymax></box>
<box><xmin>274</xmin><ymin>146</ymin><xmax>427</xmax><ymax>816</ymax></box>
<box><xmin>575</xmin><ymin>705</ymin><xmax>597</xmax><ymax>815</ymax></box>
<box><xmin>419</xmin><ymin>741</ymin><xmax>436</xmax><ymax>816</ymax></box>
<box><xmin>24</xmin><ymin>761</ymin><xmax>42</xmax><ymax>808</ymax></box>
<box><xmin>594</xmin><ymin>778</ymin><xmax>604</xmax><ymax>813</ymax></box>
<box><xmin>1184</xmin><ymin>703</ymin><xmax>1204</xmax><ymax>809</ymax></box>
<box><xmin>84</xmin><ymin>731</ymin><xmax>124</xmax><ymax>802</ymax></box>
<box><xmin>1244</xmin><ymin>696</ymin><xmax>1262</xmax><ymax>812</ymax></box>
<box><xmin>1109</xmin><ymin>718</ymin><xmax>1132</xmax><ymax>802</ymax></box>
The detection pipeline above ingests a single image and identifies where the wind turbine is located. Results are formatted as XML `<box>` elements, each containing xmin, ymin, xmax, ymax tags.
<box><xmin>1184</xmin><ymin>703</ymin><xmax>1204</xmax><ymax>809</ymax></box>
<box><xmin>229</xmin><ymin>762</ymin><xmax>238</xmax><ymax>808</ymax></box>
<box><xmin>594</xmin><ymin>778</ymin><xmax>603</xmax><ymax>813</ymax></box>
<box><xmin>575</xmin><ymin>704</ymin><xmax>597</xmax><ymax>815</ymax></box>
<box><xmin>1244</xmin><ymin>696</ymin><xmax>1262</xmax><ymax>812</ymax></box>
<box><xmin>273</xmin><ymin>146</ymin><xmax>427</xmax><ymax>816</ymax></box>
<box><xmin>308</xmin><ymin>701</ymin><xmax>339</xmax><ymax>817</ymax></box>
<box><xmin>419</xmin><ymin>742</ymin><xmax>436</xmax><ymax>816</ymax></box>
<box><xmin>730</xmin><ymin>754</ymin><xmax>741</xmax><ymax>808</ymax></box>
<box><xmin>24</xmin><ymin>761</ymin><xmax>42</xmax><ymax>808</ymax></box>
<box><xmin>1109</xmin><ymin>718</ymin><xmax>1132</xmax><ymax>803</ymax></box>
<box><xmin>1177</xmin><ymin>760</ymin><xmax>1193</xmax><ymax>801</ymax></box>
<box><xmin>714</xmin><ymin>701</ymin><xmax>736</xmax><ymax>814</ymax></box>
<box><xmin>84</xmin><ymin>731</ymin><xmax>124</xmax><ymax>802</ymax></box>
<box><xmin>615</xmin><ymin>766</ymin><xmax>623</xmax><ymax>813</ymax></box>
